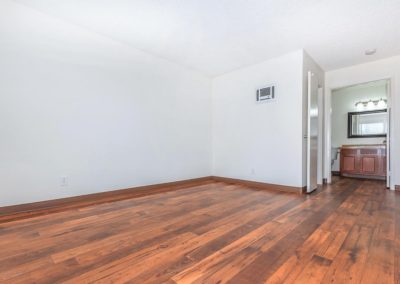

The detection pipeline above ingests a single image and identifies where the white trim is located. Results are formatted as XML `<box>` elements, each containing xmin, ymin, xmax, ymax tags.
<box><xmin>324</xmin><ymin>88</ymin><xmax>332</xmax><ymax>183</ymax></box>
<box><xmin>386</xmin><ymin>81</ymin><xmax>391</xmax><ymax>188</ymax></box>
<box><xmin>317</xmin><ymin>87</ymin><xmax>324</xmax><ymax>185</ymax></box>
<box><xmin>307</xmin><ymin>71</ymin><xmax>312</xmax><ymax>191</ymax></box>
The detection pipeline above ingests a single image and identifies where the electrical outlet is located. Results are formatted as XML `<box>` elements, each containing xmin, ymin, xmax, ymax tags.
<box><xmin>60</xmin><ymin>176</ymin><xmax>68</xmax><ymax>187</ymax></box>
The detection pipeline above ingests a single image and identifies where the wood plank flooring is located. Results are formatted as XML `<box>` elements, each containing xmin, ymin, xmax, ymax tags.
<box><xmin>0</xmin><ymin>177</ymin><xmax>398</xmax><ymax>283</ymax></box>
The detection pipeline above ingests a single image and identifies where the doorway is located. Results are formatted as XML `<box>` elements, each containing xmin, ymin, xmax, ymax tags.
<box><xmin>325</xmin><ymin>79</ymin><xmax>392</xmax><ymax>188</ymax></box>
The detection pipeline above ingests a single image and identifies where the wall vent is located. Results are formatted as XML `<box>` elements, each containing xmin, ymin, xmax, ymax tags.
<box><xmin>256</xmin><ymin>85</ymin><xmax>275</xmax><ymax>103</ymax></box>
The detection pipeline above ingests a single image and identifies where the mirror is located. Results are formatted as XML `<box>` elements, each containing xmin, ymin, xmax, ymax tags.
<box><xmin>348</xmin><ymin>109</ymin><xmax>387</xmax><ymax>138</ymax></box>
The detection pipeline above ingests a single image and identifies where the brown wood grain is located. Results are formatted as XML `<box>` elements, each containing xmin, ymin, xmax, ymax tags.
<box><xmin>0</xmin><ymin>177</ymin><xmax>215</xmax><ymax>223</ymax></box>
<box><xmin>340</xmin><ymin>146</ymin><xmax>386</xmax><ymax>179</ymax></box>
<box><xmin>0</xmin><ymin>176</ymin><xmax>306</xmax><ymax>224</ymax></box>
<box><xmin>0</xmin><ymin>177</ymin><xmax>397</xmax><ymax>283</ymax></box>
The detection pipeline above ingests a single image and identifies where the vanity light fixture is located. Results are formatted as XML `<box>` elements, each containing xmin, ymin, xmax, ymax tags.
<box><xmin>354</xmin><ymin>98</ymin><xmax>387</xmax><ymax>110</ymax></box>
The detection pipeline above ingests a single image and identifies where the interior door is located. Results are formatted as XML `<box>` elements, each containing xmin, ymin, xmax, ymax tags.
<box><xmin>307</xmin><ymin>71</ymin><xmax>318</xmax><ymax>193</ymax></box>
<box><xmin>386</xmin><ymin>81</ymin><xmax>391</xmax><ymax>188</ymax></box>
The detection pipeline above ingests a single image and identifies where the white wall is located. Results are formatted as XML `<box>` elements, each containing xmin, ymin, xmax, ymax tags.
<box><xmin>0</xmin><ymin>1</ymin><xmax>212</xmax><ymax>206</ymax></box>
<box><xmin>212</xmin><ymin>51</ymin><xmax>304</xmax><ymax>188</ymax></box>
<box><xmin>3</xmin><ymin>1</ymin><xmax>398</xmax><ymax>207</ymax></box>
<box><xmin>332</xmin><ymin>83</ymin><xmax>387</xmax><ymax>147</ymax></box>
<box><xmin>326</xmin><ymin>55</ymin><xmax>400</xmax><ymax>188</ymax></box>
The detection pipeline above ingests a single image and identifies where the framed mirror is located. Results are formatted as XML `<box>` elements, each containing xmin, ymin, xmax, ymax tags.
<box><xmin>348</xmin><ymin>109</ymin><xmax>387</xmax><ymax>138</ymax></box>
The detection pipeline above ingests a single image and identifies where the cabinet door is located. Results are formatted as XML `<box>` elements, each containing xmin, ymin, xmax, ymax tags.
<box><xmin>378</xmin><ymin>148</ymin><xmax>387</xmax><ymax>177</ymax></box>
<box><xmin>343</xmin><ymin>156</ymin><xmax>356</xmax><ymax>171</ymax></box>
<box><xmin>340</xmin><ymin>149</ymin><xmax>359</xmax><ymax>174</ymax></box>
<box><xmin>360</xmin><ymin>156</ymin><xmax>377</xmax><ymax>174</ymax></box>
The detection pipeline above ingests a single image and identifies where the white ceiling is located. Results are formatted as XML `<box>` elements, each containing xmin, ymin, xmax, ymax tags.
<box><xmin>12</xmin><ymin>0</ymin><xmax>400</xmax><ymax>76</ymax></box>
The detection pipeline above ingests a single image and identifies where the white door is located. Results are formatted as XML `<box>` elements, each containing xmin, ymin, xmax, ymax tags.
<box><xmin>307</xmin><ymin>71</ymin><xmax>318</xmax><ymax>193</ymax></box>
<box><xmin>386</xmin><ymin>81</ymin><xmax>391</xmax><ymax>188</ymax></box>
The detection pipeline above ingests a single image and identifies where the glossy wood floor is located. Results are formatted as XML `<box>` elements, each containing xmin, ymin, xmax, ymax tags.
<box><xmin>0</xmin><ymin>177</ymin><xmax>398</xmax><ymax>283</ymax></box>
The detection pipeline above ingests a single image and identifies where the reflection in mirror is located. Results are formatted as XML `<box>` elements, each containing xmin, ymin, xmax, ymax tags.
<box><xmin>348</xmin><ymin>109</ymin><xmax>387</xmax><ymax>138</ymax></box>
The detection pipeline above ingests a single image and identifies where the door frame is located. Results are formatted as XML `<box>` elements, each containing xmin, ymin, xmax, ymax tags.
<box><xmin>324</xmin><ymin>77</ymin><xmax>394</xmax><ymax>189</ymax></box>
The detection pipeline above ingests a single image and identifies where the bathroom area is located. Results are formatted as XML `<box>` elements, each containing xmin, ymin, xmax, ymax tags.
<box><xmin>331</xmin><ymin>79</ymin><xmax>389</xmax><ymax>181</ymax></box>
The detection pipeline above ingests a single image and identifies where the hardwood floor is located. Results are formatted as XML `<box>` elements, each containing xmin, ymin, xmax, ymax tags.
<box><xmin>0</xmin><ymin>177</ymin><xmax>398</xmax><ymax>283</ymax></box>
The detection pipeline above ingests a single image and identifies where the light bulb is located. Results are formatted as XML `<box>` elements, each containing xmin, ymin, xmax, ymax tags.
<box><xmin>377</xmin><ymin>98</ymin><xmax>386</xmax><ymax>108</ymax></box>
<box><xmin>367</xmin><ymin>100</ymin><xmax>374</xmax><ymax>110</ymax></box>
<box><xmin>356</xmin><ymin>102</ymin><xmax>364</xmax><ymax>111</ymax></box>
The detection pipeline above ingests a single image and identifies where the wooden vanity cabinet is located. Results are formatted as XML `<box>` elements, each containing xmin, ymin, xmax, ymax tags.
<box><xmin>340</xmin><ymin>145</ymin><xmax>386</xmax><ymax>180</ymax></box>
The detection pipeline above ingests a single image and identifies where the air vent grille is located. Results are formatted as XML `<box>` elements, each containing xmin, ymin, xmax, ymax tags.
<box><xmin>256</xmin><ymin>85</ymin><xmax>275</xmax><ymax>102</ymax></box>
